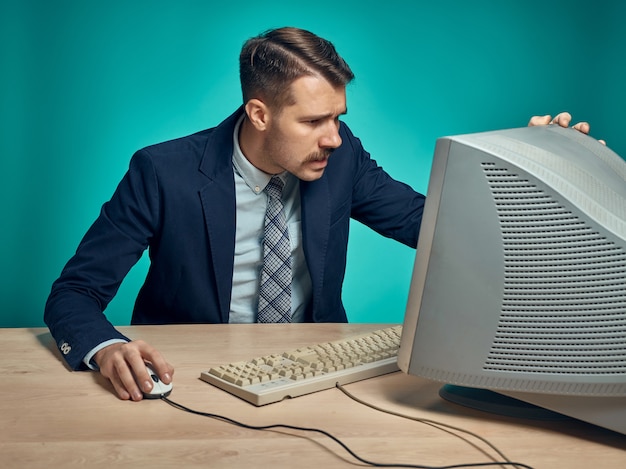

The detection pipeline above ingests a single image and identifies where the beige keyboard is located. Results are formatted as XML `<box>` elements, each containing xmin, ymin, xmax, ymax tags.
<box><xmin>200</xmin><ymin>325</ymin><xmax>402</xmax><ymax>406</ymax></box>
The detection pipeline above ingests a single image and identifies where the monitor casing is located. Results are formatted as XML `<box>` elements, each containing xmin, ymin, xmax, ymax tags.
<box><xmin>398</xmin><ymin>124</ymin><xmax>626</xmax><ymax>435</ymax></box>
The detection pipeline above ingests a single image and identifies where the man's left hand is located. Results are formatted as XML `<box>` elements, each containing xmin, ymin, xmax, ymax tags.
<box><xmin>528</xmin><ymin>112</ymin><xmax>606</xmax><ymax>145</ymax></box>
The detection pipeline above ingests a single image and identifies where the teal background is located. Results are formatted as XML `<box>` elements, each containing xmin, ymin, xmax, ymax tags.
<box><xmin>2</xmin><ymin>1</ymin><xmax>625</xmax><ymax>328</ymax></box>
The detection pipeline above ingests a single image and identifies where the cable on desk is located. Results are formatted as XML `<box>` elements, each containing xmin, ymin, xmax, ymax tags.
<box><xmin>335</xmin><ymin>383</ymin><xmax>530</xmax><ymax>469</ymax></box>
<box><xmin>161</xmin><ymin>396</ymin><xmax>533</xmax><ymax>469</ymax></box>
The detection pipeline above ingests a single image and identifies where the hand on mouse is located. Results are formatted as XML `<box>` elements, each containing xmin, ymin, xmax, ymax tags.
<box><xmin>528</xmin><ymin>111</ymin><xmax>606</xmax><ymax>145</ymax></box>
<box><xmin>93</xmin><ymin>340</ymin><xmax>174</xmax><ymax>401</ymax></box>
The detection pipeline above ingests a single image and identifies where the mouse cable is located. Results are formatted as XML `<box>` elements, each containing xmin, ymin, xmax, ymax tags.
<box><xmin>335</xmin><ymin>383</ymin><xmax>530</xmax><ymax>469</ymax></box>
<box><xmin>160</xmin><ymin>396</ymin><xmax>533</xmax><ymax>469</ymax></box>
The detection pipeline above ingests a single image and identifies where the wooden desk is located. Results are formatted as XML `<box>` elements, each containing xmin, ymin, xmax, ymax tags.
<box><xmin>2</xmin><ymin>324</ymin><xmax>625</xmax><ymax>468</ymax></box>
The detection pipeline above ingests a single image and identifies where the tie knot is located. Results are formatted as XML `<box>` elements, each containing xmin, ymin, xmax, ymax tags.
<box><xmin>265</xmin><ymin>176</ymin><xmax>284</xmax><ymax>200</ymax></box>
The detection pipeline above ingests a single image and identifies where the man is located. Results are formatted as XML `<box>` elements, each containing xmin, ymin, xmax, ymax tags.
<box><xmin>44</xmin><ymin>27</ymin><xmax>595</xmax><ymax>401</ymax></box>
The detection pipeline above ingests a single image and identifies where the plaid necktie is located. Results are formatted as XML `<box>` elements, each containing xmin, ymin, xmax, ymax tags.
<box><xmin>257</xmin><ymin>176</ymin><xmax>292</xmax><ymax>323</ymax></box>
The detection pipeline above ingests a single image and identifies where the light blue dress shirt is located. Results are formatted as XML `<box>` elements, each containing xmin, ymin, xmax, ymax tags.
<box><xmin>229</xmin><ymin>115</ymin><xmax>312</xmax><ymax>323</ymax></box>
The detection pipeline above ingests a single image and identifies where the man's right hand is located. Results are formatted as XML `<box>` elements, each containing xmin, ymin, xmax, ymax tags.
<box><xmin>93</xmin><ymin>340</ymin><xmax>174</xmax><ymax>401</ymax></box>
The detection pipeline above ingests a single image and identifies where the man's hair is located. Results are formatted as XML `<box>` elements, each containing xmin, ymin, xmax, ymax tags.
<box><xmin>239</xmin><ymin>27</ymin><xmax>354</xmax><ymax>110</ymax></box>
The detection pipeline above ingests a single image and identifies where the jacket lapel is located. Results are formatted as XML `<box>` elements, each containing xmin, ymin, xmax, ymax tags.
<box><xmin>198</xmin><ymin>109</ymin><xmax>242</xmax><ymax>322</ymax></box>
<box><xmin>300</xmin><ymin>176</ymin><xmax>331</xmax><ymax>316</ymax></box>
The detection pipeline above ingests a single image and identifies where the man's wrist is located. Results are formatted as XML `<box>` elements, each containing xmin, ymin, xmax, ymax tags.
<box><xmin>83</xmin><ymin>339</ymin><xmax>129</xmax><ymax>370</ymax></box>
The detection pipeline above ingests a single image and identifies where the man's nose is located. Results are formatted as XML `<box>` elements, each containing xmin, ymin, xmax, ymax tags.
<box><xmin>320</xmin><ymin>122</ymin><xmax>342</xmax><ymax>148</ymax></box>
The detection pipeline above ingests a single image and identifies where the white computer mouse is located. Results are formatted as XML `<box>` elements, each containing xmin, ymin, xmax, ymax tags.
<box><xmin>142</xmin><ymin>365</ymin><xmax>173</xmax><ymax>399</ymax></box>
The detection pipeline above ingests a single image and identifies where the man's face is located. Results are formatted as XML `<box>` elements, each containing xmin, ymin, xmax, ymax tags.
<box><xmin>261</xmin><ymin>75</ymin><xmax>347</xmax><ymax>181</ymax></box>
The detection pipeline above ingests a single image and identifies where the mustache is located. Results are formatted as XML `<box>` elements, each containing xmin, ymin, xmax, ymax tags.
<box><xmin>305</xmin><ymin>149</ymin><xmax>334</xmax><ymax>162</ymax></box>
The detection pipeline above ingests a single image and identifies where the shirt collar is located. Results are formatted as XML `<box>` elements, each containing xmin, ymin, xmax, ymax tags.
<box><xmin>232</xmin><ymin>114</ymin><xmax>289</xmax><ymax>195</ymax></box>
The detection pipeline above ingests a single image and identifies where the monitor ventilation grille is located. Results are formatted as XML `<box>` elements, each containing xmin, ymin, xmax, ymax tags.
<box><xmin>480</xmin><ymin>162</ymin><xmax>626</xmax><ymax>376</ymax></box>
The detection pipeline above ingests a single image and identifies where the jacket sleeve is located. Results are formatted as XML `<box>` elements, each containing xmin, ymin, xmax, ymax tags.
<box><xmin>44</xmin><ymin>150</ymin><xmax>160</xmax><ymax>370</ymax></box>
<box><xmin>343</xmin><ymin>124</ymin><xmax>426</xmax><ymax>248</ymax></box>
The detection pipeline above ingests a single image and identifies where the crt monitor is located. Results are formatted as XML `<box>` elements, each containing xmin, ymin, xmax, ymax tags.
<box><xmin>397</xmin><ymin>124</ymin><xmax>626</xmax><ymax>435</ymax></box>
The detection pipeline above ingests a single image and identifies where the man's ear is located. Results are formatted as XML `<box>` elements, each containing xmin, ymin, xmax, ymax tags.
<box><xmin>245</xmin><ymin>99</ymin><xmax>270</xmax><ymax>131</ymax></box>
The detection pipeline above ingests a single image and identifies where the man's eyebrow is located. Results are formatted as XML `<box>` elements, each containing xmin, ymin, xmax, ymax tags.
<box><xmin>303</xmin><ymin>109</ymin><xmax>348</xmax><ymax>120</ymax></box>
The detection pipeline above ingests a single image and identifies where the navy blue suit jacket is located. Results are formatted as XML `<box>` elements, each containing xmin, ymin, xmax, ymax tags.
<box><xmin>44</xmin><ymin>108</ymin><xmax>425</xmax><ymax>370</ymax></box>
